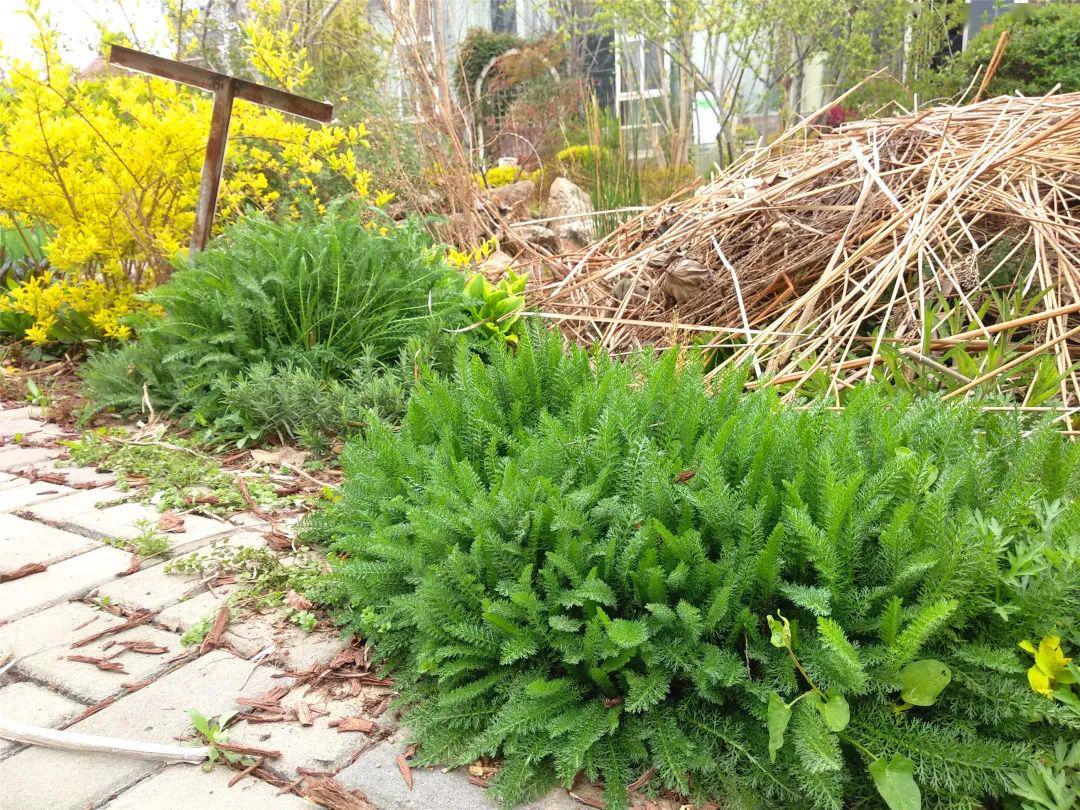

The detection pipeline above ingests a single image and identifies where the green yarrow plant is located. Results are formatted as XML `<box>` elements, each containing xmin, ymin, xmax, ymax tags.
<box><xmin>309</xmin><ymin>327</ymin><xmax>1080</xmax><ymax>809</ymax></box>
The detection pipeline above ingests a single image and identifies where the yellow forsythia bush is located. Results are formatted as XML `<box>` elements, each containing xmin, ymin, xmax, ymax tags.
<box><xmin>472</xmin><ymin>164</ymin><xmax>540</xmax><ymax>188</ymax></box>
<box><xmin>0</xmin><ymin>1</ymin><xmax>381</xmax><ymax>348</ymax></box>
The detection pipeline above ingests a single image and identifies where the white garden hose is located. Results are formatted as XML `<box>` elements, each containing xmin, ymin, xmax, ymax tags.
<box><xmin>0</xmin><ymin>716</ymin><xmax>209</xmax><ymax>762</ymax></box>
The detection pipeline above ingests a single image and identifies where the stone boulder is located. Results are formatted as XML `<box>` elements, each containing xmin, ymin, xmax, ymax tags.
<box><xmin>487</xmin><ymin>179</ymin><xmax>535</xmax><ymax>220</ymax></box>
<box><xmin>500</xmin><ymin>223</ymin><xmax>558</xmax><ymax>253</ymax></box>
<box><xmin>546</xmin><ymin>177</ymin><xmax>595</xmax><ymax>249</ymax></box>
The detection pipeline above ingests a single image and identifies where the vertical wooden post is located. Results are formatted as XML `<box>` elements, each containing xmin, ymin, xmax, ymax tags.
<box><xmin>190</xmin><ymin>78</ymin><xmax>237</xmax><ymax>255</ymax></box>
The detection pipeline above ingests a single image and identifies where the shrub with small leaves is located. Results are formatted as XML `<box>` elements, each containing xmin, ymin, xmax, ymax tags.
<box><xmin>311</xmin><ymin>328</ymin><xmax>1080</xmax><ymax>809</ymax></box>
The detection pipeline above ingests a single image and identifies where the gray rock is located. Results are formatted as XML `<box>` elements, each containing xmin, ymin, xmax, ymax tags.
<box><xmin>546</xmin><ymin>177</ymin><xmax>595</xmax><ymax>249</ymax></box>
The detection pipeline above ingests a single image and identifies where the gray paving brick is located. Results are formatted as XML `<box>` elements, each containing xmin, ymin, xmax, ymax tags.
<box><xmin>19</xmin><ymin>622</ymin><xmax>184</xmax><ymax>704</ymax></box>
<box><xmin>225</xmin><ymin>612</ymin><xmax>350</xmax><ymax>671</ymax></box>
<box><xmin>97</xmin><ymin>530</ymin><xmax>269</xmax><ymax>616</ymax></box>
<box><xmin>59</xmin><ymin>501</ymin><xmax>233</xmax><ymax>551</ymax></box>
<box><xmin>336</xmin><ymin>741</ymin><xmax>579</xmax><ymax>810</ymax></box>
<box><xmin>0</xmin><ymin>545</ymin><xmax>133</xmax><ymax>621</ymax></box>
<box><xmin>95</xmin><ymin>561</ymin><xmax>205</xmax><ymax>614</ymax></box>
<box><xmin>0</xmin><ymin>601</ymin><xmax>124</xmax><ymax>665</ymax></box>
<box><xmin>0</xmin><ymin>682</ymin><xmax>84</xmax><ymax>757</ymax></box>
<box><xmin>0</xmin><ymin>478</ymin><xmax>75</xmax><ymax>512</ymax></box>
<box><xmin>230</xmin><ymin>687</ymin><xmax>377</xmax><ymax>779</ymax></box>
<box><xmin>0</xmin><ymin>406</ymin><xmax>35</xmax><ymax>420</ymax></box>
<box><xmin>0</xmin><ymin>445</ymin><xmax>62</xmax><ymax>473</ymax></box>
<box><xmin>100</xmin><ymin>763</ymin><xmax>316</xmax><ymax>809</ymax></box>
<box><xmin>0</xmin><ymin>513</ymin><xmax>100</xmax><ymax>570</ymax></box>
<box><xmin>0</xmin><ymin>417</ymin><xmax>48</xmax><ymax>439</ymax></box>
<box><xmin>0</xmin><ymin>649</ymin><xmax>285</xmax><ymax>810</ymax></box>
<box><xmin>157</xmin><ymin>588</ymin><xmax>232</xmax><ymax>636</ymax></box>
<box><xmin>23</xmin><ymin>485</ymin><xmax>133</xmax><ymax>521</ymax></box>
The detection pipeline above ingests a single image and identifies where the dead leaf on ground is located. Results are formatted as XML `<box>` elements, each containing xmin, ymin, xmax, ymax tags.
<box><xmin>116</xmin><ymin>639</ymin><xmax>168</xmax><ymax>654</ymax></box>
<box><xmin>25</xmin><ymin>469</ymin><xmax>66</xmax><ymax>485</ymax></box>
<box><xmin>199</xmin><ymin>604</ymin><xmax>229</xmax><ymax>655</ymax></box>
<box><xmin>296</xmin><ymin>701</ymin><xmax>313</xmax><ymax>726</ymax></box>
<box><xmin>0</xmin><ymin>562</ymin><xmax>47</xmax><ymax>582</ymax></box>
<box><xmin>303</xmin><ymin>775</ymin><xmax>373</xmax><ymax>810</ymax></box>
<box><xmin>67</xmin><ymin>655</ymin><xmax>127</xmax><ymax>673</ymax></box>
<box><xmin>332</xmin><ymin>717</ymin><xmax>378</xmax><ymax>734</ymax></box>
<box><xmin>264</xmin><ymin>530</ymin><xmax>294</xmax><ymax>552</ymax></box>
<box><xmin>364</xmin><ymin>696</ymin><xmax>389</xmax><ymax>718</ymax></box>
<box><xmin>286</xmin><ymin>590</ymin><xmax>313</xmax><ymax>611</ymax></box>
<box><xmin>119</xmin><ymin>555</ymin><xmax>141</xmax><ymax>576</ymax></box>
<box><xmin>157</xmin><ymin>511</ymin><xmax>186</xmax><ymax>533</ymax></box>
<box><xmin>250</xmin><ymin>446</ymin><xmax>310</xmax><ymax>469</ymax></box>
<box><xmin>395</xmin><ymin>753</ymin><xmax>413</xmax><ymax>791</ymax></box>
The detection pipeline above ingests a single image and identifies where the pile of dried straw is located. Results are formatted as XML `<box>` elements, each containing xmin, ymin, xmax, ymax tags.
<box><xmin>533</xmin><ymin>92</ymin><xmax>1080</xmax><ymax>405</ymax></box>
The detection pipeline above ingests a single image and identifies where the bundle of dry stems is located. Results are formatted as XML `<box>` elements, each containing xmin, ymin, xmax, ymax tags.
<box><xmin>532</xmin><ymin>91</ymin><xmax>1080</xmax><ymax>412</ymax></box>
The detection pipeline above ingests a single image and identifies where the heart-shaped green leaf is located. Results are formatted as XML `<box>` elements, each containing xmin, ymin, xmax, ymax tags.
<box><xmin>899</xmin><ymin>659</ymin><xmax>952</xmax><ymax>706</ymax></box>
<box><xmin>869</xmin><ymin>754</ymin><xmax>921</xmax><ymax>810</ymax></box>
<box><xmin>767</xmin><ymin>691</ymin><xmax>791</xmax><ymax>762</ymax></box>
<box><xmin>812</xmin><ymin>690</ymin><xmax>850</xmax><ymax>732</ymax></box>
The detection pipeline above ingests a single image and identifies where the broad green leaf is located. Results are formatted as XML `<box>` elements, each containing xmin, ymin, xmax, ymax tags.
<box><xmin>869</xmin><ymin>754</ymin><xmax>921</xmax><ymax>810</ymax></box>
<box><xmin>899</xmin><ymin>659</ymin><xmax>952</xmax><ymax>706</ymax></box>
<box><xmin>188</xmin><ymin>709</ymin><xmax>211</xmax><ymax>739</ymax></box>
<box><xmin>607</xmin><ymin>619</ymin><xmax>649</xmax><ymax>649</ymax></box>
<box><xmin>812</xmin><ymin>690</ymin><xmax>850</xmax><ymax>732</ymax></box>
<box><xmin>767</xmin><ymin>691</ymin><xmax>791</xmax><ymax>762</ymax></box>
<box><xmin>767</xmin><ymin>613</ymin><xmax>792</xmax><ymax>649</ymax></box>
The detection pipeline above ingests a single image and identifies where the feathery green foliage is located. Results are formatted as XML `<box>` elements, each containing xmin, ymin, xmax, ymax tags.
<box><xmin>82</xmin><ymin>208</ymin><xmax>465</xmax><ymax>446</ymax></box>
<box><xmin>311</xmin><ymin>327</ymin><xmax>1080</xmax><ymax>809</ymax></box>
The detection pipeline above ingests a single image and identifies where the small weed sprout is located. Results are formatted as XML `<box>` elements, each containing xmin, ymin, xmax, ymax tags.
<box><xmin>64</xmin><ymin>430</ymin><xmax>287</xmax><ymax>515</ymax></box>
<box><xmin>106</xmin><ymin>519</ymin><xmax>170</xmax><ymax>558</ymax></box>
<box><xmin>180</xmin><ymin>611</ymin><xmax>221</xmax><ymax>647</ymax></box>
<box><xmin>187</xmin><ymin>709</ymin><xmax>254</xmax><ymax>772</ymax></box>
<box><xmin>167</xmin><ymin>538</ymin><xmax>324</xmax><ymax>616</ymax></box>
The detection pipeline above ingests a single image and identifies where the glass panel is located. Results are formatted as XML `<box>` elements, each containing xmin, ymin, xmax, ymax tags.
<box><xmin>621</xmin><ymin>40</ymin><xmax>643</xmax><ymax>90</ymax></box>
<box><xmin>642</xmin><ymin>42</ymin><xmax>663</xmax><ymax>92</ymax></box>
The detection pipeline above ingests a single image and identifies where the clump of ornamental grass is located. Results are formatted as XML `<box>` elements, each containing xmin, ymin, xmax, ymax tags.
<box><xmin>309</xmin><ymin>327</ymin><xmax>1080</xmax><ymax>810</ymax></box>
<box><xmin>82</xmin><ymin>206</ymin><xmax>466</xmax><ymax>448</ymax></box>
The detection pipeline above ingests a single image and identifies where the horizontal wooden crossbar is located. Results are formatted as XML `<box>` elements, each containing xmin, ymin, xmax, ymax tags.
<box><xmin>107</xmin><ymin>45</ymin><xmax>333</xmax><ymax>123</ymax></box>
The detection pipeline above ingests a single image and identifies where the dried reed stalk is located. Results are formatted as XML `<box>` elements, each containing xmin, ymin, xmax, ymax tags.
<box><xmin>533</xmin><ymin>92</ymin><xmax>1080</xmax><ymax>405</ymax></box>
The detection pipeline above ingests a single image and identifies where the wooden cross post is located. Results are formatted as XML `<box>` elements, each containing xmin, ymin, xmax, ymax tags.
<box><xmin>107</xmin><ymin>45</ymin><xmax>333</xmax><ymax>255</ymax></box>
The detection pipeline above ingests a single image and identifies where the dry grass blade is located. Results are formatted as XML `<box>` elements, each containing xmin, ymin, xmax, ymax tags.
<box><xmin>533</xmin><ymin>91</ymin><xmax>1080</xmax><ymax>405</ymax></box>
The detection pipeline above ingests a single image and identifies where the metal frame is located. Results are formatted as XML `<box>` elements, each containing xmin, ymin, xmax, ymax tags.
<box><xmin>107</xmin><ymin>45</ymin><xmax>333</xmax><ymax>255</ymax></box>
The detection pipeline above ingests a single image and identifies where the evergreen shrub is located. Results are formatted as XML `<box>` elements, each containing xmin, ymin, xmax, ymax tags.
<box><xmin>927</xmin><ymin>3</ymin><xmax>1080</xmax><ymax>99</ymax></box>
<box><xmin>82</xmin><ymin>208</ymin><xmax>465</xmax><ymax>446</ymax></box>
<box><xmin>312</xmin><ymin>328</ymin><xmax>1080</xmax><ymax>809</ymax></box>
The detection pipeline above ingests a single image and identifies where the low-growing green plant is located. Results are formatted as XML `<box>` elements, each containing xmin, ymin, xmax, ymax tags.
<box><xmin>81</xmin><ymin>207</ymin><xmax>467</xmax><ymax>446</ymax></box>
<box><xmin>1009</xmin><ymin>738</ymin><xmax>1080</xmax><ymax>810</ymax></box>
<box><xmin>105</xmin><ymin>519</ymin><xmax>170</xmax><ymax>559</ymax></box>
<box><xmin>465</xmin><ymin>269</ymin><xmax>527</xmax><ymax>345</ymax></box>
<box><xmin>180</xmin><ymin>610</ymin><xmax>220</xmax><ymax>647</ymax></box>
<box><xmin>207</xmin><ymin>354</ymin><xmax>413</xmax><ymax>452</ymax></box>
<box><xmin>187</xmin><ymin>709</ymin><xmax>254</xmax><ymax>772</ymax></box>
<box><xmin>311</xmin><ymin>328</ymin><xmax>1080</xmax><ymax>809</ymax></box>
<box><xmin>64</xmin><ymin>429</ymin><xmax>287</xmax><ymax>514</ymax></box>
<box><xmin>166</xmin><ymin>538</ymin><xmax>324</xmax><ymax>612</ymax></box>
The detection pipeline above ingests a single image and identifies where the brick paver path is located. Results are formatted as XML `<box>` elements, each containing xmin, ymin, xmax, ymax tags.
<box><xmin>0</xmin><ymin>407</ymin><xmax>577</xmax><ymax>809</ymax></box>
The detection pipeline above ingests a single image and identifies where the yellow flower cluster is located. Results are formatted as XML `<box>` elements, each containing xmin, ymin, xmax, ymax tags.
<box><xmin>472</xmin><ymin>165</ymin><xmax>540</xmax><ymax>189</ymax></box>
<box><xmin>446</xmin><ymin>237</ymin><xmax>498</xmax><ymax>269</ymax></box>
<box><xmin>0</xmin><ymin>1</ymin><xmax>391</xmax><ymax>347</ymax></box>
<box><xmin>0</xmin><ymin>272</ymin><xmax>158</xmax><ymax>346</ymax></box>
<box><xmin>1020</xmin><ymin>636</ymin><xmax>1077</xmax><ymax>700</ymax></box>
